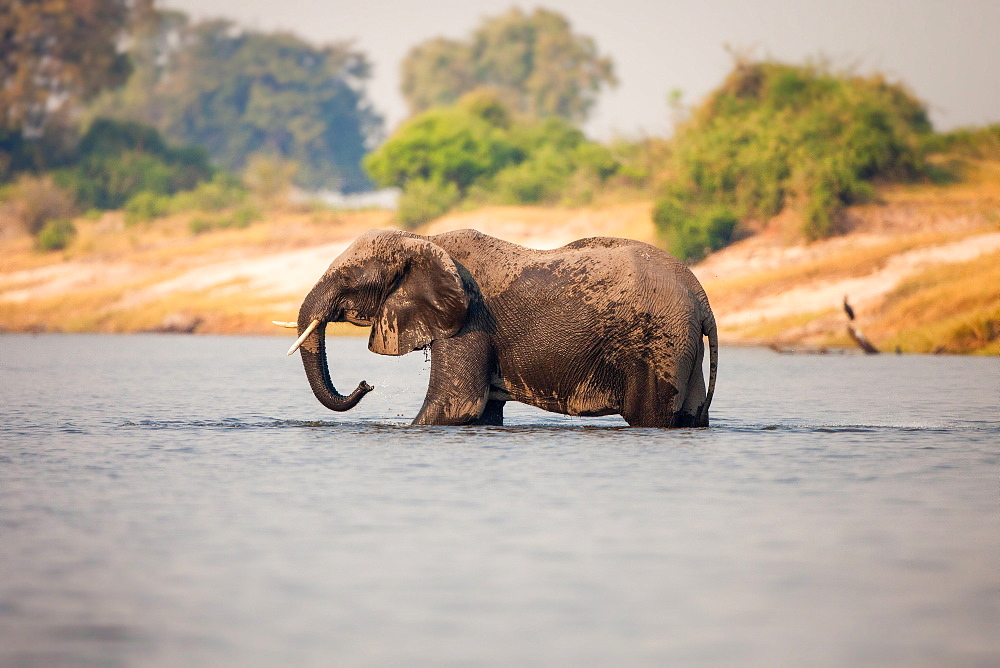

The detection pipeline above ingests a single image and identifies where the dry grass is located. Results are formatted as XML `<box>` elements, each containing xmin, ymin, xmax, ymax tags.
<box><xmin>880</xmin><ymin>159</ymin><xmax>1000</xmax><ymax>208</ymax></box>
<box><xmin>0</xmin><ymin>206</ymin><xmax>395</xmax><ymax>334</ymax></box>
<box><xmin>720</xmin><ymin>308</ymin><xmax>840</xmax><ymax>343</ymax></box>
<box><xmin>701</xmin><ymin>229</ymin><xmax>978</xmax><ymax>313</ymax></box>
<box><xmin>2</xmin><ymin>170</ymin><xmax>999</xmax><ymax>353</ymax></box>
<box><xmin>871</xmin><ymin>250</ymin><xmax>1000</xmax><ymax>354</ymax></box>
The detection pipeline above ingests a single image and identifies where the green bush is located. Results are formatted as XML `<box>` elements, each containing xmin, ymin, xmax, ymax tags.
<box><xmin>396</xmin><ymin>178</ymin><xmax>461</xmax><ymax>227</ymax></box>
<box><xmin>923</xmin><ymin>124</ymin><xmax>1000</xmax><ymax>160</ymax></box>
<box><xmin>124</xmin><ymin>191</ymin><xmax>170</xmax><ymax>225</ymax></box>
<box><xmin>365</xmin><ymin>105</ymin><xmax>519</xmax><ymax>193</ymax></box>
<box><xmin>185</xmin><ymin>205</ymin><xmax>261</xmax><ymax>235</ymax></box>
<box><xmin>221</xmin><ymin>205</ymin><xmax>261</xmax><ymax>229</ymax></box>
<box><xmin>168</xmin><ymin>172</ymin><xmax>247</xmax><ymax>213</ymax></box>
<box><xmin>57</xmin><ymin>118</ymin><xmax>213</xmax><ymax>210</ymax></box>
<box><xmin>365</xmin><ymin>91</ymin><xmax>619</xmax><ymax>219</ymax></box>
<box><xmin>188</xmin><ymin>217</ymin><xmax>213</xmax><ymax>235</ymax></box>
<box><xmin>35</xmin><ymin>217</ymin><xmax>77</xmax><ymax>251</ymax></box>
<box><xmin>654</xmin><ymin>58</ymin><xmax>932</xmax><ymax>259</ymax></box>
<box><xmin>654</xmin><ymin>195</ymin><xmax>737</xmax><ymax>263</ymax></box>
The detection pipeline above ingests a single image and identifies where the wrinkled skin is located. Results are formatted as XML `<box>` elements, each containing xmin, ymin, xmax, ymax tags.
<box><xmin>294</xmin><ymin>229</ymin><xmax>718</xmax><ymax>427</ymax></box>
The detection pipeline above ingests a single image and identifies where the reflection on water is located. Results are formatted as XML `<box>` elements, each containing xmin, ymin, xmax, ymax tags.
<box><xmin>1</xmin><ymin>335</ymin><xmax>998</xmax><ymax>665</ymax></box>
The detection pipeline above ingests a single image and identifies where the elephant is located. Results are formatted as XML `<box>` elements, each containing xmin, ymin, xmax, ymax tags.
<box><xmin>285</xmin><ymin>228</ymin><xmax>718</xmax><ymax>427</ymax></box>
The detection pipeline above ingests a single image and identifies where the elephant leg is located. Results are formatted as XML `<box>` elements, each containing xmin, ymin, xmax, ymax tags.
<box><xmin>412</xmin><ymin>332</ymin><xmax>494</xmax><ymax>426</ymax></box>
<box><xmin>470</xmin><ymin>399</ymin><xmax>505</xmax><ymax>426</ymax></box>
<box><xmin>621</xmin><ymin>364</ymin><xmax>682</xmax><ymax>428</ymax></box>
<box><xmin>676</xmin><ymin>340</ymin><xmax>709</xmax><ymax>427</ymax></box>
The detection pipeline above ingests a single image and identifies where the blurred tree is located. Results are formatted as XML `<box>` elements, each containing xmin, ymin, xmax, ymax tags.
<box><xmin>366</xmin><ymin>91</ymin><xmax>619</xmax><ymax>226</ymax></box>
<box><xmin>401</xmin><ymin>8</ymin><xmax>616</xmax><ymax>124</ymax></box>
<box><xmin>0</xmin><ymin>0</ymin><xmax>132</xmax><ymax>136</ymax></box>
<box><xmin>400</xmin><ymin>38</ymin><xmax>474</xmax><ymax>114</ymax></box>
<box><xmin>56</xmin><ymin>117</ymin><xmax>213</xmax><ymax>209</ymax></box>
<box><xmin>653</xmin><ymin>57</ymin><xmax>933</xmax><ymax>260</ymax></box>
<box><xmin>90</xmin><ymin>13</ymin><xmax>383</xmax><ymax>191</ymax></box>
<box><xmin>242</xmin><ymin>153</ymin><xmax>298</xmax><ymax>205</ymax></box>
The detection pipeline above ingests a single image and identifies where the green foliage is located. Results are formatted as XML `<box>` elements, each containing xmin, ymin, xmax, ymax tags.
<box><xmin>34</xmin><ymin>218</ymin><xmax>77</xmax><ymax>252</ymax></box>
<box><xmin>653</xmin><ymin>195</ymin><xmax>737</xmax><ymax>263</ymax></box>
<box><xmin>88</xmin><ymin>14</ymin><xmax>382</xmax><ymax>191</ymax></box>
<box><xmin>168</xmin><ymin>172</ymin><xmax>247</xmax><ymax>213</ymax></box>
<box><xmin>395</xmin><ymin>179</ymin><xmax>461</xmax><ymax>228</ymax></box>
<box><xmin>187</xmin><ymin>217</ymin><xmax>213</xmax><ymax>235</ymax></box>
<box><xmin>655</xmin><ymin>58</ymin><xmax>933</xmax><ymax>259</ymax></box>
<box><xmin>923</xmin><ymin>124</ymin><xmax>1000</xmax><ymax>160</ymax></box>
<box><xmin>401</xmin><ymin>8</ymin><xmax>616</xmax><ymax>123</ymax></box>
<box><xmin>123</xmin><ymin>172</ymin><xmax>250</xmax><ymax>226</ymax></box>
<box><xmin>365</xmin><ymin>93</ymin><xmax>618</xmax><ymax>223</ymax></box>
<box><xmin>0</xmin><ymin>124</ymin><xmax>82</xmax><ymax>183</ymax></box>
<box><xmin>186</xmin><ymin>205</ymin><xmax>261</xmax><ymax>235</ymax></box>
<box><xmin>57</xmin><ymin>118</ymin><xmax>213</xmax><ymax>210</ymax></box>
<box><xmin>485</xmin><ymin>122</ymin><xmax>617</xmax><ymax>205</ymax></box>
<box><xmin>226</xmin><ymin>205</ymin><xmax>260</xmax><ymax>229</ymax></box>
<box><xmin>603</xmin><ymin>137</ymin><xmax>673</xmax><ymax>191</ymax></box>
<box><xmin>0</xmin><ymin>127</ymin><xmax>33</xmax><ymax>182</ymax></box>
<box><xmin>658</xmin><ymin>61</ymin><xmax>930</xmax><ymax>259</ymax></box>
<box><xmin>366</xmin><ymin>103</ymin><xmax>519</xmax><ymax>191</ymax></box>
<box><xmin>123</xmin><ymin>191</ymin><xmax>170</xmax><ymax>225</ymax></box>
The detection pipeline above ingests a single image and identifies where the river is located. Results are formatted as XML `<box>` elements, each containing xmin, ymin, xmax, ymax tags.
<box><xmin>1</xmin><ymin>334</ymin><xmax>997</xmax><ymax>665</ymax></box>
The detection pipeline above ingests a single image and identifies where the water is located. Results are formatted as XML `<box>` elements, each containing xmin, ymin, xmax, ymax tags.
<box><xmin>1</xmin><ymin>334</ymin><xmax>997</xmax><ymax>666</ymax></box>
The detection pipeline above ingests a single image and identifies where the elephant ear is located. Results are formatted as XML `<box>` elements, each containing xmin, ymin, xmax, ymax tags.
<box><xmin>369</xmin><ymin>236</ymin><xmax>469</xmax><ymax>356</ymax></box>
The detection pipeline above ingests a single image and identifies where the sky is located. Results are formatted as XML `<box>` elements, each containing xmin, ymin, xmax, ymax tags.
<box><xmin>160</xmin><ymin>0</ymin><xmax>1000</xmax><ymax>140</ymax></box>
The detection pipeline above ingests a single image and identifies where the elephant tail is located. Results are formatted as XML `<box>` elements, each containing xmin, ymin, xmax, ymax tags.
<box><xmin>702</xmin><ymin>312</ymin><xmax>718</xmax><ymax>420</ymax></box>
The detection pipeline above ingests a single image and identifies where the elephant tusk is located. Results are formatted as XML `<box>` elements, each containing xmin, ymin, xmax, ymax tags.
<box><xmin>272</xmin><ymin>320</ymin><xmax>298</xmax><ymax>328</ymax></box>
<box><xmin>287</xmin><ymin>319</ymin><xmax>321</xmax><ymax>356</ymax></box>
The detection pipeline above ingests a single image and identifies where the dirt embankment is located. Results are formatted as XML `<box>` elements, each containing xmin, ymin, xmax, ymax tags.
<box><xmin>1</xmin><ymin>168</ymin><xmax>998</xmax><ymax>353</ymax></box>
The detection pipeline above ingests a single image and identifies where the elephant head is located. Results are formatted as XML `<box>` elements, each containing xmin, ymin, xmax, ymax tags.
<box><xmin>288</xmin><ymin>230</ymin><xmax>470</xmax><ymax>412</ymax></box>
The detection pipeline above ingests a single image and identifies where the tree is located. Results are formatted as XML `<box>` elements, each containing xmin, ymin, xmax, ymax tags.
<box><xmin>0</xmin><ymin>0</ymin><xmax>131</xmax><ymax>136</ymax></box>
<box><xmin>90</xmin><ymin>14</ymin><xmax>383</xmax><ymax>191</ymax></box>
<box><xmin>365</xmin><ymin>91</ymin><xmax>618</xmax><ymax>226</ymax></box>
<box><xmin>653</xmin><ymin>57</ymin><xmax>933</xmax><ymax>261</ymax></box>
<box><xmin>400</xmin><ymin>8</ymin><xmax>616</xmax><ymax>124</ymax></box>
<box><xmin>400</xmin><ymin>38</ymin><xmax>474</xmax><ymax>114</ymax></box>
<box><xmin>57</xmin><ymin>117</ymin><xmax>213</xmax><ymax>209</ymax></box>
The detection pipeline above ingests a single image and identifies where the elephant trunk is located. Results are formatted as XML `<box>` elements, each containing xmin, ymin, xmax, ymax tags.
<box><xmin>298</xmin><ymin>318</ymin><xmax>373</xmax><ymax>412</ymax></box>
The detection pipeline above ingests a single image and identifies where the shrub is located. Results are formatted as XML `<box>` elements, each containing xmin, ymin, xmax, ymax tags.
<box><xmin>58</xmin><ymin>118</ymin><xmax>213</xmax><ymax>210</ymax></box>
<box><xmin>654</xmin><ymin>195</ymin><xmax>737</xmax><ymax>262</ymax></box>
<box><xmin>188</xmin><ymin>217</ymin><xmax>213</xmax><ymax>235</ymax></box>
<box><xmin>923</xmin><ymin>124</ymin><xmax>1000</xmax><ymax>160</ymax></box>
<box><xmin>221</xmin><ymin>205</ymin><xmax>261</xmax><ymax>229</ymax></box>
<box><xmin>396</xmin><ymin>178</ymin><xmax>460</xmax><ymax>227</ymax></box>
<box><xmin>168</xmin><ymin>172</ymin><xmax>247</xmax><ymax>213</ymax></box>
<box><xmin>365</xmin><ymin>91</ymin><xmax>619</xmax><ymax>214</ymax></box>
<box><xmin>35</xmin><ymin>217</ymin><xmax>77</xmax><ymax>251</ymax></box>
<box><xmin>365</xmin><ymin>105</ymin><xmax>519</xmax><ymax>192</ymax></box>
<box><xmin>185</xmin><ymin>205</ymin><xmax>261</xmax><ymax>235</ymax></box>
<box><xmin>654</xmin><ymin>58</ymin><xmax>932</xmax><ymax>259</ymax></box>
<box><xmin>124</xmin><ymin>191</ymin><xmax>170</xmax><ymax>226</ymax></box>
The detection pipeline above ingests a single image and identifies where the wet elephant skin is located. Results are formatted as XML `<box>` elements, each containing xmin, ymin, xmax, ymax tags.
<box><xmin>294</xmin><ymin>228</ymin><xmax>718</xmax><ymax>427</ymax></box>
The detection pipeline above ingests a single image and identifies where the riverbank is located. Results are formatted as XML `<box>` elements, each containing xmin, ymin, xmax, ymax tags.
<box><xmin>1</xmin><ymin>161</ymin><xmax>997</xmax><ymax>353</ymax></box>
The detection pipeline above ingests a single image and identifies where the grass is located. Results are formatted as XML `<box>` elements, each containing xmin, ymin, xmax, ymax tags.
<box><xmin>2</xmin><ymin>168</ymin><xmax>998</xmax><ymax>353</ymax></box>
<box><xmin>722</xmin><ymin>308</ymin><xmax>840</xmax><ymax>343</ymax></box>
<box><xmin>873</xmin><ymin>250</ymin><xmax>1000</xmax><ymax>354</ymax></box>
<box><xmin>0</xmin><ymin>205</ymin><xmax>396</xmax><ymax>335</ymax></box>
<box><xmin>701</xmin><ymin>229</ymin><xmax>978</xmax><ymax>311</ymax></box>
